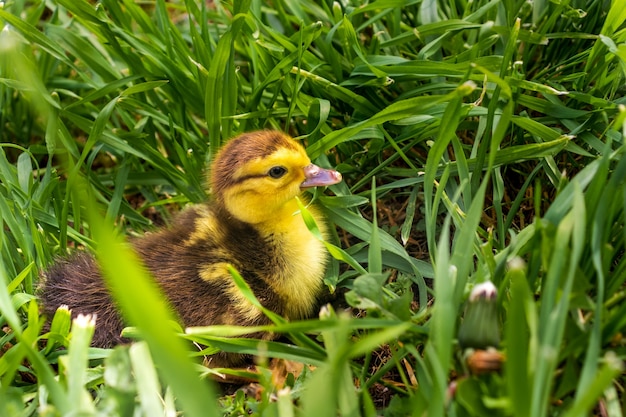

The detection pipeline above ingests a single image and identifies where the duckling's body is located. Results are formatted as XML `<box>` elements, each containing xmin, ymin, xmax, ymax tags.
<box><xmin>40</xmin><ymin>131</ymin><xmax>341</xmax><ymax>367</ymax></box>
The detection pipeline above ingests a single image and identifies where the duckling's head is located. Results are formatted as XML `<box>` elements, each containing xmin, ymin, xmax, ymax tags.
<box><xmin>210</xmin><ymin>131</ymin><xmax>342</xmax><ymax>225</ymax></box>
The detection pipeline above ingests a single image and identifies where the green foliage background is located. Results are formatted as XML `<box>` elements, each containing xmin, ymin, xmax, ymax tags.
<box><xmin>1</xmin><ymin>0</ymin><xmax>626</xmax><ymax>415</ymax></box>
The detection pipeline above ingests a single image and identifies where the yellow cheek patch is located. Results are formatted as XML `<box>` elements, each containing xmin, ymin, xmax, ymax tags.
<box><xmin>222</xmin><ymin>180</ymin><xmax>303</xmax><ymax>225</ymax></box>
<box><xmin>221</xmin><ymin>146</ymin><xmax>312</xmax><ymax>225</ymax></box>
<box><xmin>233</xmin><ymin>148</ymin><xmax>311</xmax><ymax>183</ymax></box>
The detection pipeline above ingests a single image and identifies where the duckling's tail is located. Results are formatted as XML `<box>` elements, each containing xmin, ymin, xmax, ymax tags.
<box><xmin>39</xmin><ymin>253</ymin><xmax>127</xmax><ymax>348</ymax></box>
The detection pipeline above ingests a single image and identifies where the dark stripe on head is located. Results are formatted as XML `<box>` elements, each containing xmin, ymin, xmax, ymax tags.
<box><xmin>210</xmin><ymin>131</ymin><xmax>300</xmax><ymax>198</ymax></box>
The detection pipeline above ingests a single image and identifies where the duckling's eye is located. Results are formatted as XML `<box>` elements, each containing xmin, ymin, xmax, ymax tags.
<box><xmin>268</xmin><ymin>166</ymin><xmax>287</xmax><ymax>179</ymax></box>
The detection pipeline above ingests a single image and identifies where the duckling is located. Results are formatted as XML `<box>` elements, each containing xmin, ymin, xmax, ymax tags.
<box><xmin>40</xmin><ymin>130</ymin><xmax>342</xmax><ymax>367</ymax></box>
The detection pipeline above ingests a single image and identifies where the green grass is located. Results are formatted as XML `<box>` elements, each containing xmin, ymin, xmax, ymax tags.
<box><xmin>1</xmin><ymin>0</ymin><xmax>626</xmax><ymax>415</ymax></box>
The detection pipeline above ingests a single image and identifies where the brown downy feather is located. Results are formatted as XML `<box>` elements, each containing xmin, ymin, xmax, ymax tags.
<box><xmin>41</xmin><ymin>206</ymin><xmax>283</xmax><ymax>367</ymax></box>
<box><xmin>39</xmin><ymin>130</ymin><xmax>341</xmax><ymax>368</ymax></box>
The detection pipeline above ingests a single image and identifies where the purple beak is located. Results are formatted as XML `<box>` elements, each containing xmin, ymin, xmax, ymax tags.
<box><xmin>301</xmin><ymin>164</ymin><xmax>342</xmax><ymax>189</ymax></box>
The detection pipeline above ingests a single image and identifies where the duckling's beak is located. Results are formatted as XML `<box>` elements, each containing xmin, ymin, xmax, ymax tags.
<box><xmin>301</xmin><ymin>164</ymin><xmax>342</xmax><ymax>189</ymax></box>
